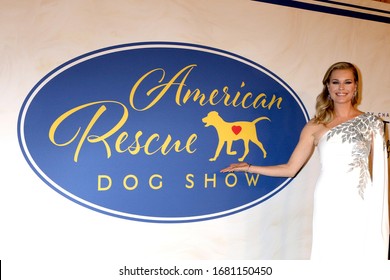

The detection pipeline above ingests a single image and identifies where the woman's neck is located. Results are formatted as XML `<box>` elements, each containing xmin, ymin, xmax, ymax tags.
<box><xmin>333</xmin><ymin>104</ymin><xmax>360</xmax><ymax>119</ymax></box>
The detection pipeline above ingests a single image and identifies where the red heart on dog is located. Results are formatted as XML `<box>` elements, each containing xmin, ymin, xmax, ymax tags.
<box><xmin>232</xmin><ymin>125</ymin><xmax>242</xmax><ymax>135</ymax></box>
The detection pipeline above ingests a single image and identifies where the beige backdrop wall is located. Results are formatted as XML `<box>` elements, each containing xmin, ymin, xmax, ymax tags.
<box><xmin>1</xmin><ymin>0</ymin><xmax>389</xmax><ymax>279</ymax></box>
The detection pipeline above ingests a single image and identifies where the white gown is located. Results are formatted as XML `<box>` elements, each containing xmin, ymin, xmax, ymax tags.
<box><xmin>311</xmin><ymin>113</ymin><xmax>389</xmax><ymax>260</ymax></box>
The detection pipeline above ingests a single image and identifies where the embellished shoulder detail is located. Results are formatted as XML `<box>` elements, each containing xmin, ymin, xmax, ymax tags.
<box><xmin>368</xmin><ymin>113</ymin><xmax>385</xmax><ymax>138</ymax></box>
<box><xmin>326</xmin><ymin>113</ymin><xmax>384</xmax><ymax>199</ymax></box>
<box><xmin>327</xmin><ymin>113</ymin><xmax>367</xmax><ymax>142</ymax></box>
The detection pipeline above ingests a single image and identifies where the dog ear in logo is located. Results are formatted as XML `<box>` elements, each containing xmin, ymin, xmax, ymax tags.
<box><xmin>202</xmin><ymin>111</ymin><xmax>270</xmax><ymax>161</ymax></box>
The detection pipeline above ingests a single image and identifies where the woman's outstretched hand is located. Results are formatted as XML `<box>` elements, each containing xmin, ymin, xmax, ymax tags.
<box><xmin>220</xmin><ymin>162</ymin><xmax>250</xmax><ymax>173</ymax></box>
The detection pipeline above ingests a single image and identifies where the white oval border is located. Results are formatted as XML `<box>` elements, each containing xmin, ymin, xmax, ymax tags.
<box><xmin>18</xmin><ymin>42</ymin><xmax>309</xmax><ymax>222</ymax></box>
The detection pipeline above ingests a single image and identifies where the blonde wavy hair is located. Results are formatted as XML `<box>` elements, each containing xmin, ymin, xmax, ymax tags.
<box><xmin>314</xmin><ymin>62</ymin><xmax>359</xmax><ymax>124</ymax></box>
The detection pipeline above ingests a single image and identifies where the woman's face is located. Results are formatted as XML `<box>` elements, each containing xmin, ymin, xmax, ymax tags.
<box><xmin>327</xmin><ymin>69</ymin><xmax>357</xmax><ymax>105</ymax></box>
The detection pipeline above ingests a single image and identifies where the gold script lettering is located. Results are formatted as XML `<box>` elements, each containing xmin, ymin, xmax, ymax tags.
<box><xmin>128</xmin><ymin>65</ymin><xmax>283</xmax><ymax>111</ymax></box>
<box><xmin>49</xmin><ymin>101</ymin><xmax>128</xmax><ymax>162</ymax></box>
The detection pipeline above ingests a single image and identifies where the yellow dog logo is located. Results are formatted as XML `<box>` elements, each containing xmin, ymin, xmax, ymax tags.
<box><xmin>202</xmin><ymin>111</ymin><xmax>270</xmax><ymax>161</ymax></box>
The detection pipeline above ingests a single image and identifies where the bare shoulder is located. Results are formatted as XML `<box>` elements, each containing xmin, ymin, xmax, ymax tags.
<box><xmin>302</xmin><ymin>119</ymin><xmax>323</xmax><ymax>134</ymax></box>
<box><xmin>301</xmin><ymin>119</ymin><xmax>327</xmax><ymax>145</ymax></box>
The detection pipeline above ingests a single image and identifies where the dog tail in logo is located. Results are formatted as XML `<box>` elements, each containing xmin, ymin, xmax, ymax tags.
<box><xmin>202</xmin><ymin>111</ymin><xmax>270</xmax><ymax>162</ymax></box>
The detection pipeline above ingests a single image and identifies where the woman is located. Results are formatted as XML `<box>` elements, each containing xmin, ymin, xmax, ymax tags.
<box><xmin>221</xmin><ymin>62</ymin><xmax>389</xmax><ymax>260</ymax></box>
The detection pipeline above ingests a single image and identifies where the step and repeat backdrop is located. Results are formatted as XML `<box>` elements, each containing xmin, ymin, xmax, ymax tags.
<box><xmin>1</xmin><ymin>0</ymin><xmax>389</xmax><ymax>279</ymax></box>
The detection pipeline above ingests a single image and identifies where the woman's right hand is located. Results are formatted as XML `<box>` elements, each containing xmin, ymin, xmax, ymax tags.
<box><xmin>220</xmin><ymin>162</ymin><xmax>250</xmax><ymax>173</ymax></box>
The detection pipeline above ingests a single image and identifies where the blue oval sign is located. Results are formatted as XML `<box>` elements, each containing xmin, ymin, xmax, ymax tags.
<box><xmin>18</xmin><ymin>42</ymin><xmax>309</xmax><ymax>222</ymax></box>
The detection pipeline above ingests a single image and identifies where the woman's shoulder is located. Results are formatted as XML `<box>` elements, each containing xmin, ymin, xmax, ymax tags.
<box><xmin>360</xmin><ymin>112</ymin><xmax>383</xmax><ymax>123</ymax></box>
<box><xmin>360</xmin><ymin>112</ymin><xmax>385</xmax><ymax>132</ymax></box>
<box><xmin>301</xmin><ymin>118</ymin><xmax>327</xmax><ymax>140</ymax></box>
<box><xmin>305</xmin><ymin>118</ymin><xmax>324</xmax><ymax>129</ymax></box>
<box><xmin>296</xmin><ymin>119</ymin><xmax>329</xmax><ymax>146</ymax></box>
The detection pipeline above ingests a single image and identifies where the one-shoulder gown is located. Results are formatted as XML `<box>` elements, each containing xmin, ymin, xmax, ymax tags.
<box><xmin>311</xmin><ymin>113</ymin><xmax>389</xmax><ymax>260</ymax></box>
